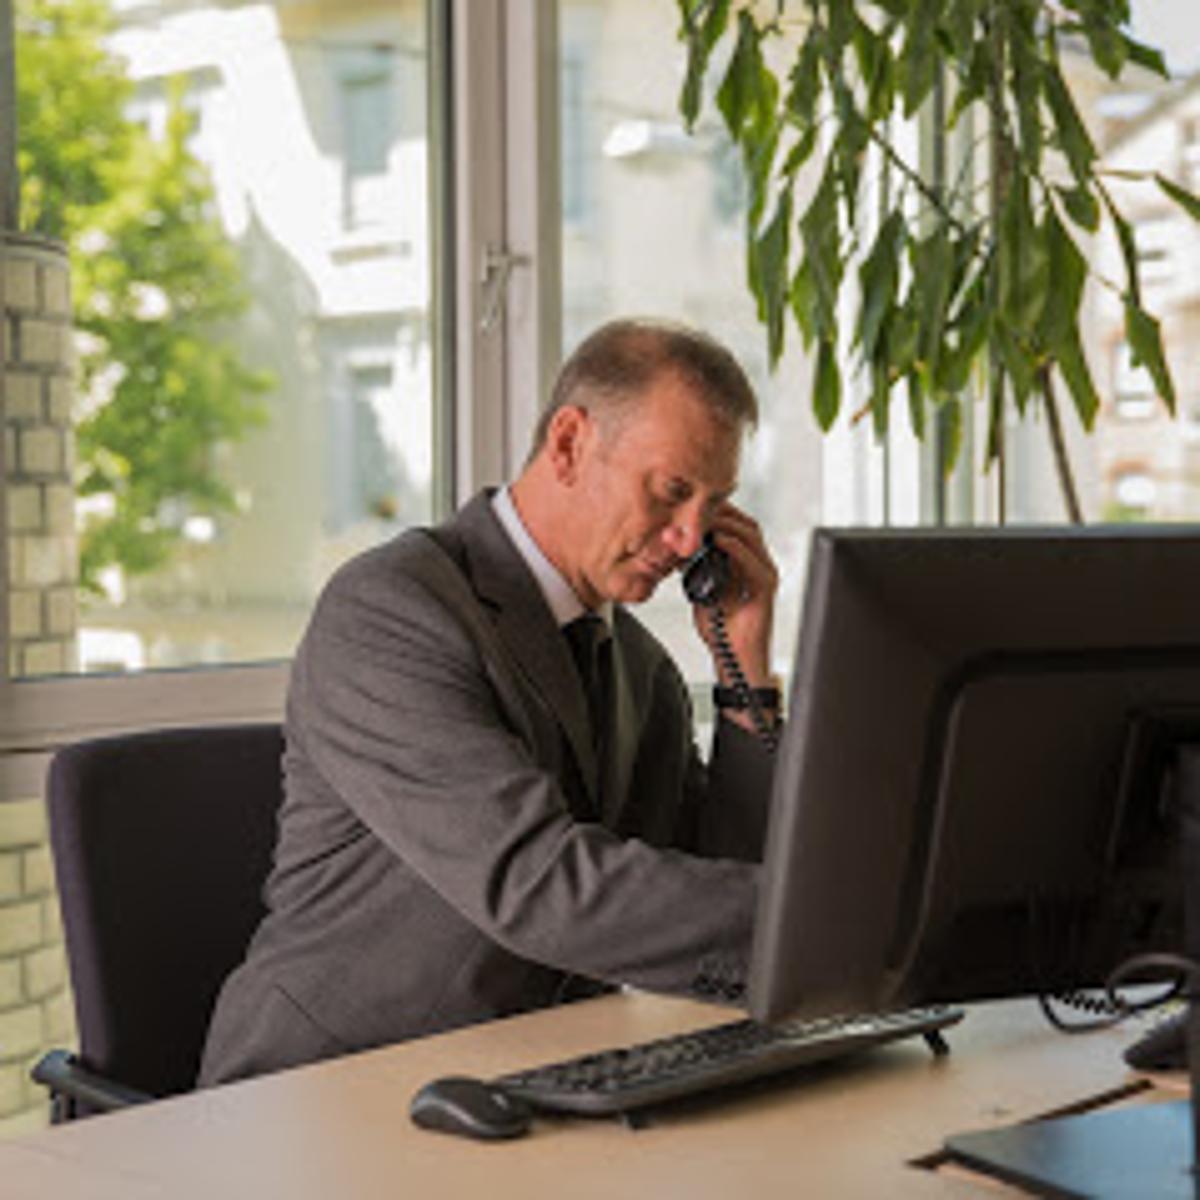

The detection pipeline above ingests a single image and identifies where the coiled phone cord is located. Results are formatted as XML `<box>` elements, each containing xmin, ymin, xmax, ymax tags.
<box><xmin>707</xmin><ymin>603</ymin><xmax>780</xmax><ymax>752</ymax></box>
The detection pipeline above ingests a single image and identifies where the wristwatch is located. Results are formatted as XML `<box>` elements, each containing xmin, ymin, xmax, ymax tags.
<box><xmin>712</xmin><ymin>684</ymin><xmax>782</xmax><ymax>712</ymax></box>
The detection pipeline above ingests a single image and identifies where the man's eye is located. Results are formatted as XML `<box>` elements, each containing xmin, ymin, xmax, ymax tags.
<box><xmin>664</xmin><ymin>480</ymin><xmax>692</xmax><ymax>504</ymax></box>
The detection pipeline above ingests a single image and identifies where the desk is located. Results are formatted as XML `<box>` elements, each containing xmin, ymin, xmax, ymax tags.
<box><xmin>0</xmin><ymin>992</ymin><xmax>1169</xmax><ymax>1199</ymax></box>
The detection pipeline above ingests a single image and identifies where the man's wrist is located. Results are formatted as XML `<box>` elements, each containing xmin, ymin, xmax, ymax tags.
<box><xmin>713</xmin><ymin>683</ymin><xmax>781</xmax><ymax>712</ymax></box>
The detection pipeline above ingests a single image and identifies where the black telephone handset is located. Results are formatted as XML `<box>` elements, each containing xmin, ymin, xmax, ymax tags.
<box><xmin>681</xmin><ymin>533</ymin><xmax>731</xmax><ymax>607</ymax></box>
<box><xmin>681</xmin><ymin>533</ymin><xmax>778</xmax><ymax>751</ymax></box>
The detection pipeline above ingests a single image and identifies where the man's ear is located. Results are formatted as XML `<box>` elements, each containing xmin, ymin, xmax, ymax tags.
<box><xmin>545</xmin><ymin>405</ymin><xmax>592</xmax><ymax>485</ymax></box>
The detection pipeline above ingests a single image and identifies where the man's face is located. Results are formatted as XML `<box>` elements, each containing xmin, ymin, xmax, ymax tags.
<box><xmin>563</xmin><ymin>372</ymin><xmax>742</xmax><ymax>608</ymax></box>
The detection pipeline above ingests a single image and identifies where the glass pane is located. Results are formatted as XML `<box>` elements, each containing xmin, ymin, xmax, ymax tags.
<box><xmin>7</xmin><ymin>0</ymin><xmax>440</xmax><ymax>677</ymax></box>
<box><xmin>557</xmin><ymin>2</ymin><xmax>869</xmax><ymax>686</ymax></box>
<box><xmin>556</xmin><ymin>3</ymin><xmax>1200</xmax><ymax>680</ymax></box>
<box><xmin>985</xmin><ymin>7</ymin><xmax>1200</xmax><ymax>525</ymax></box>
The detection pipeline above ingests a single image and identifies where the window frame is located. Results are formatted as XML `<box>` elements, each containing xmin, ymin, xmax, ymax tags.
<box><xmin>0</xmin><ymin>0</ymin><xmax>558</xmax><ymax>753</ymax></box>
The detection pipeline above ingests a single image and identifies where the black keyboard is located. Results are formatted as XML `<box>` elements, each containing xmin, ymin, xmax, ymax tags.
<box><xmin>494</xmin><ymin>1004</ymin><xmax>964</xmax><ymax>1116</ymax></box>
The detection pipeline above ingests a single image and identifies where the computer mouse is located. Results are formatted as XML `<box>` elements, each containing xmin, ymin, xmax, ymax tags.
<box><xmin>409</xmin><ymin>1075</ymin><xmax>533</xmax><ymax>1141</ymax></box>
<box><xmin>1123</xmin><ymin>1011</ymin><xmax>1189</xmax><ymax>1071</ymax></box>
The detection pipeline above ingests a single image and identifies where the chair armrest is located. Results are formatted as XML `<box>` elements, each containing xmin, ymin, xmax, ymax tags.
<box><xmin>30</xmin><ymin>1049</ymin><xmax>155</xmax><ymax>1115</ymax></box>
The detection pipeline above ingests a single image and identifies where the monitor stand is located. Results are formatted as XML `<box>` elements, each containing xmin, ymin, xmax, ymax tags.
<box><xmin>943</xmin><ymin>746</ymin><xmax>1200</xmax><ymax>1199</ymax></box>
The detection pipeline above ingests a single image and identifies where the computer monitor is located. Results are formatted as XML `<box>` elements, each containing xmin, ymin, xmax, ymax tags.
<box><xmin>749</xmin><ymin>526</ymin><xmax>1200</xmax><ymax>1026</ymax></box>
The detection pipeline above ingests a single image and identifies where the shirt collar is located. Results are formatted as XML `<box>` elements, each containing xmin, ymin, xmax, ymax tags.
<box><xmin>491</xmin><ymin>487</ymin><xmax>613</xmax><ymax>630</ymax></box>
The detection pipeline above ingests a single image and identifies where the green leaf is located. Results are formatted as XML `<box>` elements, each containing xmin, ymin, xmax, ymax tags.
<box><xmin>949</xmin><ymin>39</ymin><xmax>988</xmax><ymax>128</ymax></box>
<box><xmin>831</xmin><ymin>105</ymin><xmax>869</xmax><ymax>217</ymax></box>
<box><xmin>869</xmin><ymin>359</ymin><xmax>890</xmax><ymax>439</ymax></box>
<box><xmin>937</xmin><ymin>269</ymin><xmax>987</xmax><ymax>393</ymax></box>
<box><xmin>1038</xmin><ymin>209</ymin><xmax>1087</xmax><ymax>352</ymax></box>
<box><xmin>945</xmin><ymin>0</ymin><xmax>983</xmax><ymax>59</ymax></box>
<box><xmin>948</xmin><ymin>221</ymin><xmax>983</xmax><ymax>307</ymax></box>
<box><xmin>678</xmin><ymin>0</ymin><xmax>733</xmax><ymax>130</ymax></box>
<box><xmin>1125</xmin><ymin>301</ymin><xmax>1176</xmax><ymax>414</ymax></box>
<box><xmin>752</xmin><ymin>192</ymin><xmax>793</xmax><ymax>366</ymax></box>
<box><xmin>1011</xmin><ymin>23</ymin><xmax>1043</xmax><ymax>165</ymax></box>
<box><xmin>798</xmin><ymin>164</ymin><xmax>842</xmax><ymax>343</ymax></box>
<box><xmin>886</xmin><ymin>301</ymin><xmax>920</xmax><ymax>383</ymax></box>
<box><xmin>983</xmin><ymin>356</ymin><xmax>1006</xmax><ymax>467</ymax></box>
<box><xmin>856</xmin><ymin>210</ymin><xmax>905</xmax><ymax>361</ymax></box>
<box><xmin>789</xmin><ymin>258</ymin><xmax>817</xmax><ymax>348</ymax></box>
<box><xmin>717</xmin><ymin>9</ymin><xmax>767</xmax><ymax>138</ymax></box>
<box><xmin>1101</xmin><ymin>189</ymin><xmax>1142</xmax><ymax>307</ymax></box>
<box><xmin>813</xmin><ymin>338</ymin><xmax>841</xmax><ymax>430</ymax></box>
<box><xmin>911</xmin><ymin>226</ymin><xmax>955</xmax><ymax>374</ymax></box>
<box><xmin>899</xmin><ymin>0</ymin><xmax>945</xmax><ymax>117</ymax></box>
<box><xmin>744</xmin><ymin>122</ymin><xmax>780</xmax><ymax>229</ymax></box>
<box><xmin>827</xmin><ymin>0</ymin><xmax>855</xmax><ymax>52</ymax></box>
<box><xmin>998</xmin><ymin>176</ymin><xmax>1048</xmax><ymax>335</ymax></box>
<box><xmin>785</xmin><ymin>32</ymin><xmax>822</xmax><ymax>124</ymax></box>
<box><xmin>936</xmin><ymin>396</ymin><xmax>964</xmax><ymax>477</ymax></box>
<box><xmin>1041</xmin><ymin>60</ymin><xmax>1097</xmax><ymax>185</ymax></box>
<box><xmin>906</xmin><ymin>370</ymin><xmax>926</xmax><ymax>441</ymax></box>
<box><xmin>1121</xmin><ymin>33</ymin><xmax>1168</xmax><ymax>79</ymax></box>
<box><xmin>780</xmin><ymin>120</ymin><xmax>818</xmax><ymax>181</ymax></box>
<box><xmin>1155</xmin><ymin>173</ymin><xmax>1200</xmax><ymax>223</ymax></box>
<box><xmin>1056</xmin><ymin>184</ymin><xmax>1100</xmax><ymax>233</ymax></box>
<box><xmin>995</xmin><ymin>319</ymin><xmax>1035</xmax><ymax>415</ymax></box>
<box><xmin>1055</xmin><ymin>331</ymin><xmax>1100</xmax><ymax>431</ymax></box>
<box><xmin>1082</xmin><ymin>17</ymin><xmax>1128</xmax><ymax>79</ymax></box>
<box><xmin>851</xmin><ymin>16</ymin><xmax>895</xmax><ymax>124</ymax></box>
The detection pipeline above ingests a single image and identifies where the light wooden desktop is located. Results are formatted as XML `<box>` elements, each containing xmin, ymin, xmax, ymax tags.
<box><xmin>0</xmin><ymin>991</ymin><xmax>1173</xmax><ymax>1199</ymax></box>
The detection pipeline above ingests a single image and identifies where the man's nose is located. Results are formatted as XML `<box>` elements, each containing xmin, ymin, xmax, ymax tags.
<box><xmin>663</xmin><ymin>513</ymin><xmax>705</xmax><ymax>561</ymax></box>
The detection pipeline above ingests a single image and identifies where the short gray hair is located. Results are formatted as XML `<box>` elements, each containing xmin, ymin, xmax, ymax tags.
<box><xmin>530</xmin><ymin>318</ymin><xmax>758</xmax><ymax>457</ymax></box>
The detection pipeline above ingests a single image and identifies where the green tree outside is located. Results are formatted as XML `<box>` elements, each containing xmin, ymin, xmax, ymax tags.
<box><xmin>15</xmin><ymin>0</ymin><xmax>271</xmax><ymax>593</ymax></box>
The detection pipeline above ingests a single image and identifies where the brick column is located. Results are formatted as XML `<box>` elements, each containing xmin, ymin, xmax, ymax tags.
<box><xmin>1</xmin><ymin>233</ymin><xmax>79</xmax><ymax>1132</ymax></box>
<box><xmin>0</xmin><ymin>784</ymin><xmax>71</xmax><ymax>1135</ymax></box>
<box><xmin>3</xmin><ymin>231</ymin><xmax>78</xmax><ymax>679</ymax></box>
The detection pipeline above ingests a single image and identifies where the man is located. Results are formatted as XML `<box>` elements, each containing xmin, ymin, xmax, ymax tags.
<box><xmin>199</xmin><ymin>318</ymin><xmax>781</xmax><ymax>1086</ymax></box>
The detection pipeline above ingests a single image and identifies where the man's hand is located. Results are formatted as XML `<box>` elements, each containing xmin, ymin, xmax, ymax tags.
<box><xmin>688</xmin><ymin>504</ymin><xmax>778</xmax><ymax>699</ymax></box>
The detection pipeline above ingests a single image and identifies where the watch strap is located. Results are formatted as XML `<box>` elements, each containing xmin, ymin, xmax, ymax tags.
<box><xmin>713</xmin><ymin>684</ymin><xmax>781</xmax><ymax>711</ymax></box>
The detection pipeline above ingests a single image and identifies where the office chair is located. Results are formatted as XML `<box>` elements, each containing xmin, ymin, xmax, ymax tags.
<box><xmin>30</xmin><ymin>723</ymin><xmax>284</xmax><ymax>1120</ymax></box>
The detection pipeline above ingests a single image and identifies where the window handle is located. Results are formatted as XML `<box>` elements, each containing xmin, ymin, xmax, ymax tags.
<box><xmin>479</xmin><ymin>244</ymin><xmax>530</xmax><ymax>333</ymax></box>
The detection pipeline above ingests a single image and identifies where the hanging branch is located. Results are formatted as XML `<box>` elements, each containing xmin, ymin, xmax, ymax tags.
<box><xmin>1039</xmin><ymin>366</ymin><xmax>1083</xmax><ymax>523</ymax></box>
<box><xmin>676</xmin><ymin>0</ymin><xmax>1199</xmax><ymax>523</ymax></box>
<box><xmin>985</xmin><ymin>0</ymin><xmax>1010</xmax><ymax>517</ymax></box>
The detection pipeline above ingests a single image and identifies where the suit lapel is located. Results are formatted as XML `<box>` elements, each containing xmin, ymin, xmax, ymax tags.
<box><xmin>449</xmin><ymin>494</ymin><xmax>601</xmax><ymax>809</ymax></box>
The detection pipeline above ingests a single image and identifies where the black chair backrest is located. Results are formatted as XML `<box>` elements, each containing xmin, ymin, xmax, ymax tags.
<box><xmin>47</xmin><ymin>724</ymin><xmax>284</xmax><ymax>1098</ymax></box>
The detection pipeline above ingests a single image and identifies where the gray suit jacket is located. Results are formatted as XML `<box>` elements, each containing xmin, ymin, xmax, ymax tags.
<box><xmin>199</xmin><ymin>492</ymin><xmax>772</xmax><ymax>1086</ymax></box>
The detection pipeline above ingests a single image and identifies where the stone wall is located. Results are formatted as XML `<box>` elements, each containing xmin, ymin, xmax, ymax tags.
<box><xmin>3</xmin><ymin>232</ymin><xmax>78</xmax><ymax>678</ymax></box>
<box><xmin>0</xmin><ymin>770</ymin><xmax>70</xmax><ymax>1136</ymax></box>
<box><xmin>1</xmin><ymin>233</ymin><xmax>79</xmax><ymax>1132</ymax></box>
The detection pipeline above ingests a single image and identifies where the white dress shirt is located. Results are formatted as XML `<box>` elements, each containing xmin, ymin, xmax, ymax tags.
<box><xmin>491</xmin><ymin>486</ymin><xmax>613</xmax><ymax>630</ymax></box>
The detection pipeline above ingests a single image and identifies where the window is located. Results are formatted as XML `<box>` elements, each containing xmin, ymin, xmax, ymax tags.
<box><xmin>340</xmin><ymin>53</ymin><xmax>397</xmax><ymax>231</ymax></box>
<box><xmin>1111</xmin><ymin>468</ymin><xmax>1157</xmax><ymax>518</ymax></box>
<box><xmin>340</xmin><ymin>363</ymin><xmax>399</xmax><ymax>528</ymax></box>
<box><xmin>1090</xmin><ymin>94</ymin><xmax>1199</xmax><ymax>526</ymax></box>
<box><xmin>709</xmin><ymin>136</ymin><xmax>745</xmax><ymax>228</ymax></box>
<box><xmin>1182</xmin><ymin>113</ymin><xmax>1200</xmax><ymax>193</ymax></box>
<box><xmin>556</xmin><ymin>1</ymin><xmax>905</xmax><ymax>683</ymax></box>
<box><xmin>324</xmin><ymin>328</ymin><xmax>434</xmax><ymax>541</ymax></box>
<box><xmin>1113</xmin><ymin>339</ymin><xmax>1157</xmax><ymax>420</ymax></box>
<box><xmin>1133</xmin><ymin>215</ymin><xmax>1176</xmax><ymax>287</ymax></box>
<box><xmin>549</xmin><ymin>1</ymin><xmax>1200</xmax><ymax>623</ymax></box>
<box><xmin>559</xmin><ymin>44</ymin><xmax>590</xmax><ymax>227</ymax></box>
<box><xmin>8</xmin><ymin>0</ymin><xmax>442</xmax><ymax>680</ymax></box>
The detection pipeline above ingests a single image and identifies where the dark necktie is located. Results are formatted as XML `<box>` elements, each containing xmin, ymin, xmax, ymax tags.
<box><xmin>563</xmin><ymin>613</ymin><xmax>613</xmax><ymax>771</ymax></box>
